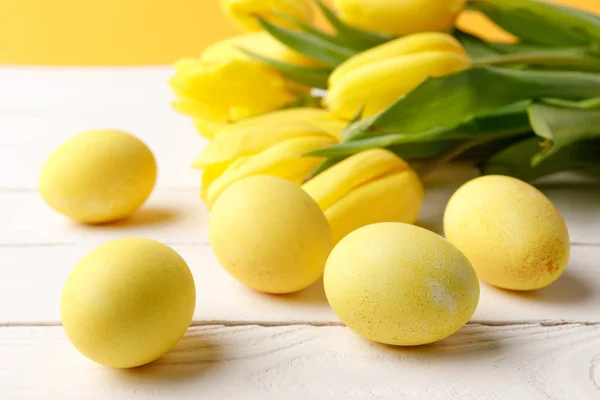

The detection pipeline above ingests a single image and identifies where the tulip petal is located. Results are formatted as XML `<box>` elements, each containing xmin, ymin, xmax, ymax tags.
<box><xmin>193</xmin><ymin>119</ymin><xmax>225</xmax><ymax>139</ymax></box>
<box><xmin>197</xmin><ymin>125</ymin><xmax>339</xmax><ymax>167</ymax></box>
<box><xmin>333</xmin><ymin>0</ymin><xmax>466</xmax><ymax>37</ymax></box>
<box><xmin>303</xmin><ymin>148</ymin><xmax>409</xmax><ymax>211</ymax></box>
<box><xmin>214</xmin><ymin>107</ymin><xmax>343</xmax><ymax>135</ymax></box>
<box><xmin>324</xmin><ymin>169</ymin><xmax>424</xmax><ymax>244</ymax></box>
<box><xmin>330</xmin><ymin>32</ymin><xmax>467</xmax><ymax>86</ymax></box>
<box><xmin>171</xmin><ymin>98</ymin><xmax>215</xmax><ymax>119</ymax></box>
<box><xmin>170</xmin><ymin>58</ymin><xmax>293</xmax><ymax>122</ymax></box>
<box><xmin>205</xmin><ymin>135</ymin><xmax>337</xmax><ymax>207</ymax></box>
<box><xmin>195</xmin><ymin>108</ymin><xmax>345</xmax><ymax>166</ymax></box>
<box><xmin>327</xmin><ymin>51</ymin><xmax>472</xmax><ymax>119</ymax></box>
<box><xmin>201</xmin><ymin>162</ymin><xmax>233</xmax><ymax>202</ymax></box>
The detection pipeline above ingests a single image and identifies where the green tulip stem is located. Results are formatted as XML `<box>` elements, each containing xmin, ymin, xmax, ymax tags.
<box><xmin>416</xmin><ymin>137</ymin><xmax>496</xmax><ymax>179</ymax></box>
<box><xmin>473</xmin><ymin>52</ymin><xmax>600</xmax><ymax>71</ymax></box>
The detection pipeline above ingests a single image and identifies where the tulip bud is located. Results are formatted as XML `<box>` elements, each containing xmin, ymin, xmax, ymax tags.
<box><xmin>220</xmin><ymin>0</ymin><xmax>314</xmax><ymax>32</ymax></box>
<box><xmin>303</xmin><ymin>149</ymin><xmax>424</xmax><ymax>244</ymax></box>
<box><xmin>325</xmin><ymin>32</ymin><xmax>472</xmax><ymax>120</ymax></box>
<box><xmin>333</xmin><ymin>0</ymin><xmax>466</xmax><ymax>36</ymax></box>
<box><xmin>170</xmin><ymin>31</ymin><xmax>320</xmax><ymax>125</ymax></box>
<box><xmin>196</xmin><ymin>108</ymin><xmax>345</xmax><ymax>208</ymax></box>
<box><xmin>170</xmin><ymin>57</ymin><xmax>293</xmax><ymax>123</ymax></box>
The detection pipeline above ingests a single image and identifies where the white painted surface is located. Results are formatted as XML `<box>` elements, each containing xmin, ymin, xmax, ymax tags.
<box><xmin>0</xmin><ymin>67</ymin><xmax>599</xmax><ymax>399</ymax></box>
<box><xmin>1</xmin><ymin>244</ymin><xmax>599</xmax><ymax>325</ymax></box>
<box><xmin>2</xmin><ymin>324</ymin><xmax>600</xmax><ymax>400</ymax></box>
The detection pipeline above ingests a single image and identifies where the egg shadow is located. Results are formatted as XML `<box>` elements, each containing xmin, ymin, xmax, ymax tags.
<box><xmin>233</xmin><ymin>278</ymin><xmax>329</xmax><ymax>309</ymax></box>
<box><xmin>493</xmin><ymin>270</ymin><xmax>593</xmax><ymax>305</ymax></box>
<box><xmin>371</xmin><ymin>322</ymin><xmax>504</xmax><ymax>361</ymax></box>
<box><xmin>256</xmin><ymin>279</ymin><xmax>329</xmax><ymax>306</ymax></box>
<box><xmin>416</xmin><ymin>184</ymin><xmax>458</xmax><ymax>236</ymax></box>
<box><xmin>416</xmin><ymin>219</ymin><xmax>443</xmax><ymax>236</ymax></box>
<box><xmin>77</xmin><ymin>207</ymin><xmax>181</xmax><ymax>229</ymax></box>
<box><xmin>534</xmin><ymin>171</ymin><xmax>600</xmax><ymax>188</ymax></box>
<box><xmin>115</xmin><ymin>328</ymin><xmax>221</xmax><ymax>384</ymax></box>
<box><xmin>114</xmin><ymin>208</ymin><xmax>182</xmax><ymax>228</ymax></box>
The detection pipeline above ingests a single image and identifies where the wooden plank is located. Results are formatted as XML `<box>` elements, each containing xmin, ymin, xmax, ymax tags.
<box><xmin>0</xmin><ymin>243</ymin><xmax>332</xmax><ymax>325</ymax></box>
<box><xmin>0</xmin><ymin>180</ymin><xmax>597</xmax><ymax>245</ymax></box>
<box><xmin>0</xmin><ymin>244</ymin><xmax>598</xmax><ymax>325</ymax></box>
<box><xmin>0</xmin><ymin>190</ymin><xmax>208</xmax><ymax>245</ymax></box>
<box><xmin>1</xmin><ymin>324</ymin><xmax>599</xmax><ymax>399</ymax></box>
<box><xmin>0</xmin><ymin>67</ymin><xmax>174</xmax><ymax>113</ymax></box>
<box><xmin>0</xmin><ymin>114</ymin><xmax>202</xmax><ymax>189</ymax></box>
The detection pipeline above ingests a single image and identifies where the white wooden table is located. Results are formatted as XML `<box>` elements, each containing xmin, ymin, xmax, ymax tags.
<box><xmin>1</xmin><ymin>67</ymin><xmax>599</xmax><ymax>400</ymax></box>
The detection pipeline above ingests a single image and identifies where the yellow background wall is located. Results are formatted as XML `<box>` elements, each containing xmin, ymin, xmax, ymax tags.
<box><xmin>0</xmin><ymin>0</ymin><xmax>598</xmax><ymax>66</ymax></box>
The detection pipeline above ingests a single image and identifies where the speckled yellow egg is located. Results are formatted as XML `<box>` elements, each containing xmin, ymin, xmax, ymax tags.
<box><xmin>324</xmin><ymin>222</ymin><xmax>479</xmax><ymax>346</ymax></box>
<box><xmin>39</xmin><ymin>130</ymin><xmax>157</xmax><ymax>224</ymax></box>
<box><xmin>444</xmin><ymin>175</ymin><xmax>570</xmax><ymax>291</ymax></box>
<box><xmin>61</xmin><ymin>238</ymin><xmax>196</xmax><ymax>368</ymax></box>
<box><xmin>209</xmin><ymin>175</ymin><xmax>333</xmax><ymax>294</ymax></box>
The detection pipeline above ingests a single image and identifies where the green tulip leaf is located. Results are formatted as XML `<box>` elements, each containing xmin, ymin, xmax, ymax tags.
<box><xmin>528</xmin><ymin>100</ymin><xmax>600</xmax><ymax>165</ymax></box>
<box><xmin>312</xmin><ymin>0</ymin><xmax>392</xmax><ymax>51</ymax></box>
<box><xmin>455</xmin><ymin>29</ymin><xmax>600</xmax><ymax>71</ymax></box>
<box><xmin>308</xmin><ymin>102</ymin><xmax>531</xmax><ymax>157</ymax></box>
<box><xmin>474</xmin><ymin>50</ymin><xmax>600</xmax><ymax>72</ymax></box>
<box><xmin>540</xmin><ymin>97</ymin><xmax>600</xmax><ymax>109</ymax></box>
<box><xmin>308</xmin><ymin>156</ymin><xmax>346</xmax><ymax>179</ymax></box>
<box><xmin>257</xmin><ymin>17</ymin><xmax>356</xmax><ymax>67</ymax></box>
<box><xmin>348</xmin><ymin>66</ymin><xmax>600</xmax><ymax>140</ymax></box>
<box><xmin>389</xmin><ymin>141</ymin><xmax>457</xmax><ymax>160</ymax></box>
<box><xmin>454</xmin><ymin>29</ymin><xmax>506</xmax><ymax>59</ymax></box>
<box><xmin>280</xmin><ymin>94</ymin><xmax>324</xmax><ymax>109</ymax></box>
<box><xmin>469</xmin><ymin>0</ymin><xmax>600</xmax><ymax>47</ymax></box>
<box><xmin>456</xmin><ymin>30</ymin><xmax>600</xmax><ymax>71</ymax></box>
<box><xmin>482</xmin><ymin>137</ymin><xmax>600</xmax><ymax>182</ymax></box>
<box><xmin>240</xmin><ymin>48</ymin><xmax>331</xmax><ymax>88</ymax></box>
<box><xmin>270</xmin><ymin>10</ymin><xmax>361</xmax><ymax>50</ymax></box>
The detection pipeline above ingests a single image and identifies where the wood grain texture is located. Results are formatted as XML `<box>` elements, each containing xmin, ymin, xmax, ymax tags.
<box><xmin>0</xmin><ymin>67</ymin><xmax>174</xmax><ymax>113</ymax></box>
<box><xmin>0</xmin><ymin>244</ymin><xmax>598</xmax><ymax>325</ymax></box>
<box><xmin>1</xmin><ymin>115</ymin><xmax>597</xmax><ymax>245</ymax></box>
<box><xmin>0</xmin><ymin>182</ymin><xmax>598</xmax><ymax>245</ymax></box>
<box><xmin>0</xmin><ymin>113</ymin><xmax>201</xmax><ymax>189</ymax></box>
<box><xmin>1</xmin><ymin>324</ymin><xmax>599</xmax><ymax>400</ymax></box>
<box><xmin>1</xmin><ymin>66</ymin><xmax>600</xmax><ymax>398</ymax></box>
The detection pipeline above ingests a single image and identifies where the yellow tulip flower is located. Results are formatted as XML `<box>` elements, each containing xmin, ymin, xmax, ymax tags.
<box><xmin>333</xmin><ymin>0</ymin><xmax>466</xmax><ymax>36</ymax></box>
<box><xmin>303</xmin><ymin>149</ymin><xmax>424</xmax><ymax>244</ymax></box>
<box><xmin>195</xmin><ymin>108</ymin><xmax>345</xmax><ymax>208</ymax></box>
<box><xmin>170</xmin><ymin>57</ymin><xmax>293</xmax><ymax>123</ymax></box>
<box><xmin>221</xmin><ymin>0</ymin><xmax>314</xmax><ymax>32</ymax></box>
<box><xmin>170</xmin><ymin>31</ymin><xmax>320</xmax><ymax>125</ymax></box>
<box><xmin>325</xmin><ymin>32</ymin><xmax>472</xmax><ymax>120</ymax></box>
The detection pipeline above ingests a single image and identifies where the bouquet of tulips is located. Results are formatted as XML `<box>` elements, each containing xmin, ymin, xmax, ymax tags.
<box><xmin>170</xmin><ymin>0</ymin><xmax>600</xmax><ymax>240</ymax></box>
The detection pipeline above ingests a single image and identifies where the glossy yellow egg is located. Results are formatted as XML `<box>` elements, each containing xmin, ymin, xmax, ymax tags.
<box><xmin>209</xmin><ymin>175</ymin><xmax>333</xmax><ymax>294</ymax></box>
<box><xmin>444</xmin><ymin>175</ymin><xmax>570</xmax><ymax>291</ymax></box>
<box><xmin>61</xmin><ymin>238</ymin><xmax>196</xmax><ymax>368</ymax></box>
<box><xmin>325</xmin><ymin>222</ymin><xmax>479</xmax><ymax>346</ymax></box>
<box><xmin>39</xmin><ymin>130</ymin><xmax>157</xmax><ymax>223</ymax></box>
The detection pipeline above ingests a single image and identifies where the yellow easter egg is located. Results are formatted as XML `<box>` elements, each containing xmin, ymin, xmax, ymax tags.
<box><xmin>209</xmin><ymin>175</ymin><xmax>333</xmax><ymax>294</ymax></box>
<box><xmin>39</xmin><ymin>130</ymin><xmax>157</xmax><ymax>224</ymax></box>
<box><xmin>324</xmin><ymin>222</ymin><xmax>479</xmax><ymax>346</ymax></box>
<box><xmin>444</xmin><ymin>175</ymin><xmax>570</xmax><ymax>291</ymax></box>
<box><xmin>61</xmin><ymin>238</ymin><xmax>196</xmax><ymax>368</ymax></box>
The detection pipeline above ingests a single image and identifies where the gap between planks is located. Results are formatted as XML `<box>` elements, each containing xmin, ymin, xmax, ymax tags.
<box><xmin>2</xmin><ymin>320</ymin><xmax>600</xmax><ymax>328</ymax></box>
<box><xmin>0</xmin><ymin>242</ymin><xmax>599</xmax><ymax>248</ymax></box>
